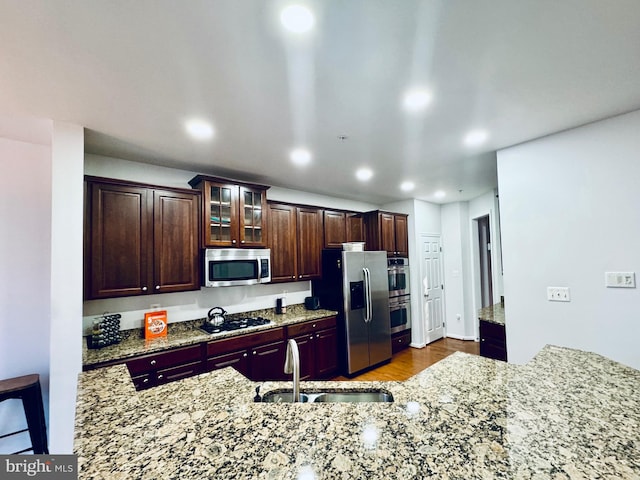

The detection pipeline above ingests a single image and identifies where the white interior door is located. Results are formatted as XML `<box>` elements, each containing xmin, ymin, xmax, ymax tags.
<box><xmin>421</xmin><ymin>235</ymin><xmax>444</xmax><ymax>344</ymax></box>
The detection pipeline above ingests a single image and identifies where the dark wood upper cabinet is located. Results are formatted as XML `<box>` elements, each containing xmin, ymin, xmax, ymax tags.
<box><xmin>323</xmin><ymin>210</ymin><xmax>346</xmax><ymax>249</ymax></box>
<box><xmin>153</xmin><ymin>189</ymin><xmax>200</xmax><ymax>293</ymax></box>
<box><xmin>323</xmin><ymin>209</ymin><xmax>365</xmax><ymax>247</ymax></box>
<box><xmin>363</xmin><ymin>210</ymin><xmax>409</xmax><ymax>257</ymax></box>
<box><xmin>393</xmin><ymin>214</ymin><xmax>409</xmax><ymax>257</ymax></box>
<box><xmin>85</xmin><ymin>177</ymin><xmax>200</xmax><ymax>299</ymax></box>
<box><xmin>88</xmin><ymin>181</ymin><xmax>152</xmax><ymax>298</ymax></box>
<box><xmin>296</xmin><ymin>206</ymin><xmax>322</xmax><ymax>280</ymax></box>
<box><xmin>346</xmin><ymin>213</ymin><xmax>364</xmax><ymax>243</ymax></box>
<box><xmin>268</xmin><ymin>202</ymin><xmax>322</xmax><ymax>282</ymax></box>
<box><xmin>267</xmin><ymin>202</ymin><xmax>298</xmax><ymax>282</ymax></box>
<box><xmin>188</xmin><ymin>175</ymin><xmax>268</xmax><ymax>248</ymax></box>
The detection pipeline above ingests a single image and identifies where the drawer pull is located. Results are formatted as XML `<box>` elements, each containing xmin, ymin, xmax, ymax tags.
<box><xmin>243</xmin><ymin>353</ymin><xmax>248</xmax><ymax>357</ymax></box>
<box><xmin>157</xmin><ymin>374</ymin><xmax>164</xmax><ymax>380</ymax></box>
<box><xmin>150</xmin><ymin>360</ymin><xmax>157</xmax><ymax>366</ymax></box>
<box><xmin>142</xmin><ymin>378</ymin><xmax>149</xmax><ymax>384</ymax></box>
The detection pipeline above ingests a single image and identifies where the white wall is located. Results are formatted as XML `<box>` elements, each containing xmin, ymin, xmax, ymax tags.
<box><xmin>85</xmin><ymin>154</ymin><xmax>378</xmax><ymax>212</ymax></box>
<box><xmin>467</xmin><ymin>189</ymin><xmax>503</xmax><ymax>341</ymax></box>
<box><xmin>441</xmin><ymin>202</ymin><xmax>472</xmax><ymax>339</ymax></box>
<box><xmin>498</xmin><ymin>109</ymin><xmax>640</xmax><ymax>369</ymax></box>
<box><xmin>0</xmin><ymin>115</ymin><xmax>52</xmax><ymax>454</ymax></box>
<box><xmin>49</xmin><ymin>122</ymin><xmax>84</xmax><ymax>453</ymax></box>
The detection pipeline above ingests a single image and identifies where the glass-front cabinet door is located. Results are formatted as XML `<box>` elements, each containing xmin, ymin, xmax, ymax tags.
<box><xmin>204</xmin><ymin>181</ymin><xmax>239</xmax><ymax>246</ymax></box>
<box><xmin>189</xmin><ymin>175</ymin><xmax>269</xmax><ymax>248</ymax></box>
<box><xmin>239</xmin><ymin>187</ymin><xmax>266</xmax><ymax>247</ymax></box>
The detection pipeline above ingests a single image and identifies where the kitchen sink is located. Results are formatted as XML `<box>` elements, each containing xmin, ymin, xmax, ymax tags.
<box><xmin>260</xmin><ymin>389</ymin><xmax>394</xmax><ymax>403</ymax></box>
<box><xmin>260</xmin><ymin>391</ymin><xmax>311</xmax><ymax>403</ymax></box>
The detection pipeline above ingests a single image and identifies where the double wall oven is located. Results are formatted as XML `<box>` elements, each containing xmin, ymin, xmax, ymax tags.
<box><xmin>388</xmin><ymin>257</ymin><xmax>411</xmax><ymax>334</ymax></box>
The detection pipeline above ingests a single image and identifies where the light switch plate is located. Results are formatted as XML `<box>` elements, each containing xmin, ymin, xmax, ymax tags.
<box><xmin>605</xmin><ymin>272</ymin><xmax>636</xmax><ymax>288</ymax></box>
<box><xmin>547</xmin><ymin>286</ymin><xmax>571</xmax><ymax>302</ymax></box>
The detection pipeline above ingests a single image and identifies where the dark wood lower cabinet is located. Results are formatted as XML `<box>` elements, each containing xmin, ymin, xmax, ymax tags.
<box><xmin>205</xmin><ymin>327</ymin><xmax>288</xmax><ymax>381</ymax></box>
<box><xmin>286</xmin><ymin>316</ymin><xmax>338</xmax><ymax>380</ymax></box>
<box><xmin>205</xmin><ymin>349</ymin><xmax>250</xmax><ymax>378</ymax></box>
<box><xmin>315</xmin><ymin>326</ymin><xmax>338</xmax><ymax>378</ymax></box>
<box><xmin>127</xmin><ymin>344</ymin><xmax>202</xmax><ymax>391</ymax></box>
<box><xmin>479</xmin><ymin>320</ymin><xmax>507</xmax><ymax>361</ymax></box>
<box><xmin>291</xmin><ymin>333</ymin><xmax>315</xmax><ymax>381</ymax></box>
<box><xmin>391</xmin><ymin>329</ymin><xmax>411</xmax><ymax>354</ymax></box>
<box><xmin>103</xmin><ymin>316</ymin><xmax>339</xmax><ymax>390</ymax></box>
<box><xmin>250</xmin><ymin>341</ymin><xmax>287</xmax><ymax>381</ymax></box>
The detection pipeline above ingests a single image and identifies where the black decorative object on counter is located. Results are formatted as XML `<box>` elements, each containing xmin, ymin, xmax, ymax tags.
<box><xmin>87</xmin><ymin>314</ymin><xmax>122</xmax><ymax>349</ymax></box>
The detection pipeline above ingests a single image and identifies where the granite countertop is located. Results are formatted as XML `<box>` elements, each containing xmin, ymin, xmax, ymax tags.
<box><xmin>83</xmin><ymin>304</ymin><xmax>338</xmax><ymax>368</ymax></box>
<box><xmin>74</xmin><ymin>345</ymin><xmax>640</xmax><ymax>479</ymax></box>
<box><xmin>478</xmin><ymin>302</ymin><xmax>506</xmax><ymax>326</ymax></box>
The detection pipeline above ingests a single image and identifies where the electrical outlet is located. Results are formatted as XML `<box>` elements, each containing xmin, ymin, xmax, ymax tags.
<box><xmin>605</xmin><ymin>272</ymin><xmax>636</xmax><ymax>288</ymax></box>
<box><xmin>547</xmin><ymin>287</ymin><xmax>571</xmax><ymax>302</ymax></box>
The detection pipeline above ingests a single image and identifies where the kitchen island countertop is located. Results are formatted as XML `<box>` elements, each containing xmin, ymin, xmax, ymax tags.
<box><xmin>83</xmin><ymin>304</ymin><xmax>338</xmax><ymax>369</ymax></box>
<box><xmin>74</xmin><ymin>345</ymin><xmax>640</xmax><ymax>479</ymax></box>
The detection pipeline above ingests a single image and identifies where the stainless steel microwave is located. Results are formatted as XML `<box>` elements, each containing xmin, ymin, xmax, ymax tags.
<box><xmin>204</xmin><ymin>248</ymin><xmax>271</xmax><ymax>287</ymax></box>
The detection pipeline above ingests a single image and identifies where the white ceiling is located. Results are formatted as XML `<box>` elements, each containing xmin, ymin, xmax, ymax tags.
<box><xmin>2</xmin><ymin>1</ymin><xmax>640</xmax><ymax>205</ymax></box>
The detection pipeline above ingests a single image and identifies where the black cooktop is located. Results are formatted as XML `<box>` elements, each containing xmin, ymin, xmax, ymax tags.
<box><xmin>200</xmin><ymin>316</ymin><xmax>272</xmax><ymax>334</ymax></box>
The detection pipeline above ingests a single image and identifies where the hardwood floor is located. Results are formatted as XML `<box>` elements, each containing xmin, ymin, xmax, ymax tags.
<box><xmin>331</xmin><ymin>337</ymin><xmax>479</xmax><ymax>381</ymax></box>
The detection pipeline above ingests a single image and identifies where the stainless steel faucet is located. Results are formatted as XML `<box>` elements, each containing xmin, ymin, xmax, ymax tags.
<box><xmin>284</xmin><ymin>338</ymin><xmax>300</xmax><ymax>402</ymax></box>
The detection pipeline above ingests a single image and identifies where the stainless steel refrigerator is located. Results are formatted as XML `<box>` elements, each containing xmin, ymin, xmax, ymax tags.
<box><xmin>312</xmin><ymin>249</ymin><xmax>392</xmax><ymax>376</ymax></box>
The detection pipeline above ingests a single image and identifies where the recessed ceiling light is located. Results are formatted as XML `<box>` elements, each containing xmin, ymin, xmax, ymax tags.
<box><xmin>280</xmin><ymin>4</ymin><xmax>315</xmax><ymax>34</ymax></box>
<box><xmin>400</xmin><ymin>181</ymin><xmax>415</xmax><ymax>192</ymax></box>
<box><xmin>290</xmin><ymin>148</ymin><xmax>311</xmax><ymax>166</ymax></box>
<box><xmin>185</xmin><ymin>120</ymin><xmax>214</xmax><ymax>140</ymax></box>
<box><xmin>356</xmin><ymin>168</ymin><xmax>373</xmax><ymax>182</ymax></box>
<box><xmin>434</xmin><ymin>190</ymin><xmax>446</xmax><ymax>199</ymax></box>
<box><xmin>464</xmin><ymin>129</ymin><xmax>489</xmax><ymax>147</ymax></box>
<box><xmin>402</xmin><ymin>88</ymin><xmax>432</xmax><ymax>112</ymax></box>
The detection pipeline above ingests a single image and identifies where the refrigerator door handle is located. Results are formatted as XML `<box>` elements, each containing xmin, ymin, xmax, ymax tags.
<box><xmin>363</xmin><ymin>267</ymin><xmax>372</xmax><ymax>323</ymax></box>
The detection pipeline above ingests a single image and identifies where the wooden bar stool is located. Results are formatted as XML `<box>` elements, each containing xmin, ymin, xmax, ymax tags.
<box><xmin>0</xmin><ymin>374</ymin><xmax>49</xmax><ymax>454</ymax></box>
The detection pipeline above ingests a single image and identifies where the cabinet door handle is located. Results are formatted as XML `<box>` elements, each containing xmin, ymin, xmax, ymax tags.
<box><xmin>292</xmin><ymin>276</ymin><xmax>296</xmax><ymax>279</ymax></box>
<box><xmin>142</xmin><ymin>286</ymin><xmax>148</xmax><ymax>291</ymax></box>
<box><xmin>316</xmin><ymin>334</ymin><xmax>320</xmax><ymax>339</ymax></box>
<box><xmin>309</xmin><ymin>335</ymin><xmax>314</xmax><ymax>340</ymax></box>
<box><xmin>150</xmin><ymin>360</ymin><xmax>157</xmax><ymax>366</ymax></box>
<box><xmin>253</xmin><ymin>351</ymin><xmax>257</xmax><ymax>355</ymax></box>
<box><xmin>243</xmin><ymin>353</ymin><xmax>248</xmax><ymax>357</ymax></box>
<box><xmin>142</xmin><ymin>378</ymin><xmax>149</xmax><ymax>384</ymax></box>
<box><xmin>157</xmin><ymin>374</ymin><xmax>164</xmax><ymax>380</ymax></box>
<box><xmin>155</xmin><ymin>285</ymin><xmax>160</xmax><ymax>290</ymax></box>
<box><xmin>232</xmin><ymin>239</ymin><xmax>237</xmax><ymax>244</ymax></box>
<box><xmin>481</xmin><ymin>338</ymin><xmax>485</xmax><ymax>342</ymax></box>
<box><xmin>312</xmin><ymin>324</ymin><xmax>316</xmax><ymax>328</ymax></box>
<box><xmin>241</xmin><ymin>240</ymin><xmax>245</xmax><ymax>244</ymax></box>
<box><xmin>299</xmin><ymin>275</ymin><xmax>302</xmax><ymax>279</ymax></box>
